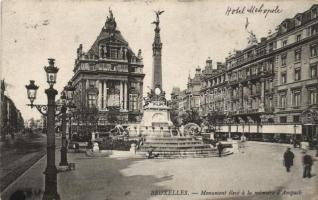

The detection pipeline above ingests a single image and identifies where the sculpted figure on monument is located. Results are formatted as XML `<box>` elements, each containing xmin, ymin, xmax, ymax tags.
<box><xmin>247</xmin><ymin>30</ymin><xmax>258</xmax><ymax>45</ymax></box>
<box><xmin>152</xmin><ymin>10</ymin><xmax>164</xmax><ymax>27</ymax></box>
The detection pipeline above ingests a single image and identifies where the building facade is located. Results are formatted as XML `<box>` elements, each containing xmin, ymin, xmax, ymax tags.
<box><xmin>189</xmin><ymin>5</ymin><xmax>318</xmax><ymax>142</ymax></box>
<box><xmin>200</xmin><ymin>59</ymin><xmax>227</xmax><ymax>123</ymax></box>
<box><xmin>0</xmin><ymin>80</ymin><xmax>24</xmax><ymax>139</ymax></box>
<box><xmin>170</xmin><ymin>67</ymin><xmax>202</xmax><ymax>112</ymax></box>
<box><xmin>274</xmin><ymin>6</ymin><xmax>318</xmax><ymax>141</ymax></box>
<box><xmin>70</xmin><ymin>10</ymin><xmax>145</xmax><ymax>131</ymax></box>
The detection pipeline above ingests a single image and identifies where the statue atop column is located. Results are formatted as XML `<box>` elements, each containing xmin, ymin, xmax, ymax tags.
<box><xmin>151</xmin><ymin>9</ymin><xmax>165</xmax><ymax>101</ymax></box>
<box><xmin>152</xmin><ymin>10</ymin><xmax>164</xmax><ymax>29</ymax></box>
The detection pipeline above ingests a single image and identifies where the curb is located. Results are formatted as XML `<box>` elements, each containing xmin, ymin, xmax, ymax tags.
<box><xmin>246</xmin><ymin>141</ymin><xmax>293</xmax><ymax>147</ymax></box>
<box><xmin>1</xmin><ymin>153</ymin><xmax>46</xmax><ymax>195</ymax></box>
<box><xmin>1</xmin><ymin>146</ymin><xmax>60</xmax><ymax>194</ymax></box>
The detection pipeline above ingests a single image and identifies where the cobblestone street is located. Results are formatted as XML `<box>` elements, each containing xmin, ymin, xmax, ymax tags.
<box><xmin>1</xmin><ymin>142</ymin><xmax>317</xmax><ymax>200</ymax></box>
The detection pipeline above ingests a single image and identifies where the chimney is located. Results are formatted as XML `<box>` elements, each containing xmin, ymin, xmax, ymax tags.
<box><xmin>206</xmin><ymin>57</ymin><xmax>212</xmax><ymax>68</ymax></box>
<box><xmin>195</xmin><ymin>66</ymin><xmax>201</xmax><ymax>74</ymax></box>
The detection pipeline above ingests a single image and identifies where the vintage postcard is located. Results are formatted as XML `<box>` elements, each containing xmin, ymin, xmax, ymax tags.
<box><xmin>0</xmin><ymin>0</ymin><xmax>317</xmax><ymax>200</ymax></box>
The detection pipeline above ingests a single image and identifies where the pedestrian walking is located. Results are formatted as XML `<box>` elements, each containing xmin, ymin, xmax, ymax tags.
<box><xmin>217</xmin><ymin>142</ymin><xmax>223</xmax><ymax>157</ymax></box>
<box><xmin>147</xmin><ymin>147</ymin><xmax>154</xmax><ymax>159</ymax></box>
<box><xmin>74</xmin><ymin>143</ymin><xmax>80</xmax><ymax>153</ymax></box>
<box><xmin>283</xmin><ymin>147</ymin><xmax>294</xmax><ymax>172</ymax></box>
<box><xmin>239</xmin><ymin>134</ymin><xmax>246</xmax><ymax>153</ymax></box>
<box><xmin>293</xmin><ymin>138</ymin><xmax>297</xmax><ymax>148</ymax></box>
<box><xmin>302</xmin><ymin>151</ymin><xmax>313</xmax><ymax>178</ymax></box>
<box><xmin>240</xmin><ymin>134</ymin><xmax>246</xmax><ymax>142</ymax></box>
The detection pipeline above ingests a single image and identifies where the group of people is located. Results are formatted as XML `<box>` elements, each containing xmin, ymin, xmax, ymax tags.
<box><xmin>283</xmin><ymin>147</ymin><xmax>315</xmax><ymax>178</ymax></box>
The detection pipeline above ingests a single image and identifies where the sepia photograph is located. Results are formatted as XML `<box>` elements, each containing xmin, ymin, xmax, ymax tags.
<box><xmin>0</xmin><ymin>0</ymin><xmax>317</xmax><ymax>199</ymax></box>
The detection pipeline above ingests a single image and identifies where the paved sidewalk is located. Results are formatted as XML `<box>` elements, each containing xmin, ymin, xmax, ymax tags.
<box><xmin>1</xmin><ymin>142</ymin><xmax>317</xmax><ymax>200</ymax></box>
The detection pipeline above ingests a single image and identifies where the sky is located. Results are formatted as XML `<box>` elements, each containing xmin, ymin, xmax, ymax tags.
<box><xmin>0</xmin><ymin>0</ymin><xmax>315</xmax><ymax>120</ymax></box>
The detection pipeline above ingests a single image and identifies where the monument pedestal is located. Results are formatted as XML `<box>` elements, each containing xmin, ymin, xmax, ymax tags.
<box><xmin>136</xmin><ymin>100</ymin><xmax>232</xmax><ymax>158</ymax></box>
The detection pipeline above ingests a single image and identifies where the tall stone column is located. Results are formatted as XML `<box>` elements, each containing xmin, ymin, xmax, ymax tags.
<box><xmin>98</xmin><ymin>81</ymin><xmax>102</xmax><ymax>109</ymax></box>
<box><xmin>104</xmin><ymin>81</ymin><xmax>108</xmax><ymax>110</ymax></box>
<box><xmin>248</xmin><ymin>81</ymin><xmax>253</xmax><ymax>110</ymax></box>
<box><xmin>239</xmin><ymin>83</ymin><xmax>243</xmax><ymax>110</ymax></box>
<box><xmin>85</xmin><ymin>79</ymin><xmax>89</xmax><ymax>89</ymax></box>
<box><xmin>139</xmin><ymin>82</ymin><xmax>143</xmax><ymax>111</ymax></box>
<box><xmin>99</xmin><ymin>46</ymin><xmax>102</xmax><ymax>58</ymax></box>
<box><xmin>255</xmin><ymin>82</ymin><xmax>260</xmax><ymax>109</ymax></box>
<box><xmin>120</xmin><ymin>81</ymin><xmax>123</xmax><ymax>110</ymax></box>
<box><xmin>259</xmin><ymin>78</ymin><xmax>265</xmax><ymax>112</ymax></box>
<box><xmin>124</xmin><ymin>81</ymin><xmax>128</xmax><ymax>110</ymax></box>
<box><xmin>152</xmin><ymin>12</ymin><xmax>163</xmax><ymax>91</ymax></box>
<box><xmin>302</xmin><ymin>86</ymin><xmax>308</xmax><ymax>105</ymax></box>
<box><xmin>227</xmin><ymin>87</ymin><xmax>232</xmax><ymax>112</ymax></box>
<box><xmin>119</xmin><ymin>47</ymin><xmax>123</xmax><ymax>60</ymax></box>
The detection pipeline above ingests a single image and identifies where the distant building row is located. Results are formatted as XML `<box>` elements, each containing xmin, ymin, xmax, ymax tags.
<box><xmin>0</xmin><ymin>80</ymin><xmax>24</xmax><ymax>139</ymax></box>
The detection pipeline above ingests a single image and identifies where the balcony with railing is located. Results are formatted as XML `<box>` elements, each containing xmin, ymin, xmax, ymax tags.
<box><xmin>229</xmin><ymin>79</ymin><xmax>239</xmax><ymax>86</ymax></box>
<box><xmin>265</xmin><ymin>107</ymin><xmax>275</xmax><ymax>113</ymax></box>
<box><xmin>229</xmin><ymin>70</ymin><xmax>273</xmax><ymax>86</ymax></box>
<box><xmin>265</xmin><ymin>88</ymin><xmax>274</xmax><ymax>94</ymax></box>
<box><xmin>228</xmin><ymin>110</ymin><xmax>238</xmax><ymax>115</ymax></box>
<box><xmin>235</xmin><ymin>108</ymin><xmax>261</xmax><ymax>115</ymax></box>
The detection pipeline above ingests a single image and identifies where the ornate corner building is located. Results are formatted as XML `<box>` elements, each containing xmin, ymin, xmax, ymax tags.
<box><xmin>70</xmin><ymin>10</ymin><xmax>145</xmax><ymax>130</ymax></box>
<box><xmin>171</xmin><ymin>67</ymin><xmax>202</xmax><ymax>112</ymax></box>
<box><xmin>174</xmin><ymin>5</ymin><xmax>318</xmax><ymax>142</ymax></box>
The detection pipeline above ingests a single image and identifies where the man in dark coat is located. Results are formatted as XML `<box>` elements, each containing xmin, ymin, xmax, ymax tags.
<box><xmin>303</xmin><ymin>151</ymin><xmax>313</xmax><ymax>178</ymax></box>
<box><xmin>217</xmin><ymin>142</ymin><xmax>223</xmax><ymax>157</ymax></box>
<box><xmin>283</xmin><ymin>148</ymin><xmax>294</xmax><ymax>172</ymax></box>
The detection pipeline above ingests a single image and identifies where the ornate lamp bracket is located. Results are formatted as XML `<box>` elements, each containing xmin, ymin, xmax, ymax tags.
<box><xmin>27</xmin><ymin>103</ymin><xmax>66</xmax><ymax>117</ymax></box>
<box><xmin>27</xmin><ymin>104</ymin><xmax>48</xmax><ymax>116</ymax></box>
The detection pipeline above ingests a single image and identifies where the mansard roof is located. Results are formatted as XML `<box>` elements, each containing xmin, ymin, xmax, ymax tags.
<box><xmin>88</xmin><ymin>29</ymin><xmax>133</xmax><ymax>56</ymax></box>
<box><xmin>278</xmin><ymin>4</ymin><xmax>318</xmax><ymax>34</ymax></box>
<box><xmin>87</xmin><ymin>9</ymin><xmax>136</xmax><ymax>57</ymax></box>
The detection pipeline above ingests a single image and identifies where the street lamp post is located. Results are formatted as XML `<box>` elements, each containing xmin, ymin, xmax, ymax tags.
<box><xmin>59</xmin><ymin>82</ymin><xmax>75</xmax><ymax>166</ymax></box>
<box><xmin>59</xmin><ymin>92</ymin><xmax>68</xmax><ymax>166</ymax></box>
<box><xmin>227</xmin><ymin>117</ymin><xmax>232</xmax><ymax>139</ymax></box>
<box><xmin>25</xmin><ymin>58</ymin><xmax>61</xmax><ymax>200</ymax></box>
<box><xmin>67</xmin><ymin>111</ymin><xmax>74</xmax><ymax>140</ymax></box>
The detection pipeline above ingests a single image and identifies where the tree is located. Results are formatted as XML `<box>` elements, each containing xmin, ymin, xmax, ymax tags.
<box><xmin>170</xmin><ymin>109</ymin><xmax>181</xmax><ymax>127</ymax></box>
<box><xmin>73</xmin><ymin>104</ymin><xmax>99</xmax><ymax>138</ymax></box>
<box><xmin>178</xmin><ymin>108</ymin><xmax>202</xmax><ymax>126</ymax></box>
